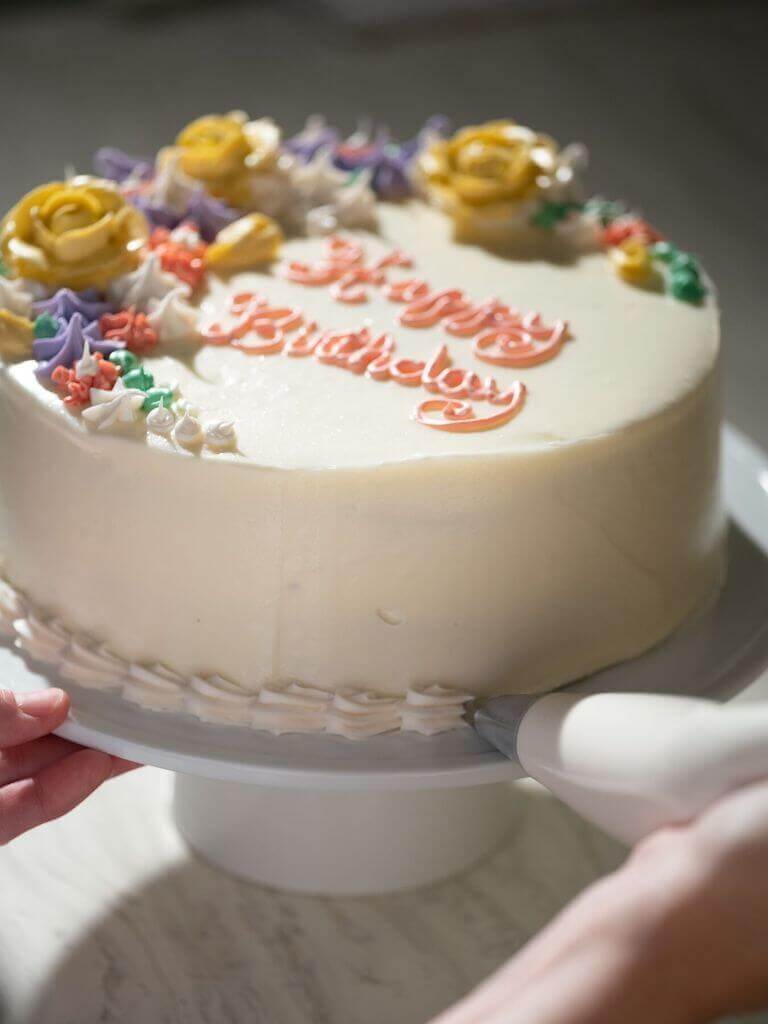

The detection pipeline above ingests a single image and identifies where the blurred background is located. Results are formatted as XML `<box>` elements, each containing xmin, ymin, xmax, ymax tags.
<box><xmin>0</xmin><ymin>0</ymin><xmax>765</xmax><ymax>447</ymax></box>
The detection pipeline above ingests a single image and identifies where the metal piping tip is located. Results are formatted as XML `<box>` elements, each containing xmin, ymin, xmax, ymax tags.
<box><xmin>461</xmin><ymin>697</ymin><xmax>486</xmax><ymax>727</ymax></box>
<box><xmin>461</xmin><ymin>694</ymin><xmax>542</xmax><ymax>763</ymax></box>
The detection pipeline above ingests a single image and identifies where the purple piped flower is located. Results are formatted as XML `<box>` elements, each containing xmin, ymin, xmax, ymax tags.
<box><xmin>370</xmin><ymin>156</ymin><xmax>412</xmax><ymax>201</ymax></box>
<box><xmin>368</xmin><ymin>117</ymin><xmax>449</xmax><ymax>199</ymax></box>
<box><xmin>183</xmin><ymin>189</ymin><xmax>240</xmax><ymax>242</ymax></box>
<box><xmin>395</xmin><ymin>115</ymin><xmax>451</xmax><ymax>164</ymax></box>
<box><xmin>292</xmin><ymin>115</ymin><xmax>450</xmax><ymax>202</ymax></box>
<box><xmin>94</xmin><ymin>147</ymin><xmax>153</xmax><ymax>184</ymax></box>
<box><xmin>127</xmin><ymin>193</ymin><xmax>183</xmax><ymax>231</ymax></box>
<box><xmin>285</xmin><ymin>116</ymin><xmax>340</xmax><ymax>163</ymax></box>
<box><xmin>33</xmin><ymin>314</ymin><xmax>123</xmax><ymax>383</ymax></box>
<box><xmin>32</xmin><ymin>289</ymin><xmax>113</xmax><ymax>325</ymax></box>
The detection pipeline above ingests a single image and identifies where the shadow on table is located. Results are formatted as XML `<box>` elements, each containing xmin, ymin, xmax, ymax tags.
<box><xmin>22</xmin><ymin>783</ymin><xmax>623</xmax><ymax>1024</ymax></box>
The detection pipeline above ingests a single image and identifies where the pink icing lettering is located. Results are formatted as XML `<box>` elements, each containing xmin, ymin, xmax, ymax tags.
<box><xmin>382</xmin><ymin>277</ymin><xmax>431</xmax><ymax>303</ymax></box>
<box><xmin>330</xmin><ymin>266</ymin><xmax>387</xmax><ymax>304</ymax></box>
<box><xmin>371</xmin><ymin>249</ymin><xmax>413</xmax><ymax>271</ymax></box>
<box><xmin>203</xmin><ymin>234</ymin><xmax>569</xmax><ymax>433</ymax></box>
<box><xmin>474</xmin><ymin>319</ymin><xmax>569</xmax><ymax>368</ymax></box>
<box><xmin>285</xmin><ymin>322</ymin><xmax>320</xmax><ymax>357</ymax></box>
<box><xmin>278</xmin><ymin>236</ymin><xmax>571</xmax><ymax>378</ymax></box>
<box><xmin>414</xmin><ymin>383</ymin><xmax>527</xmax><ymax>433</ymax></box>
<box><xmin>398</xmin><ymin>288</ymin><xmax>470</xmax><ymax>329</ymax></box>
<box><xmin>443</xmin><ymin>299</ymin><xmax>510</xmax><ymax>337</ymax></box>
<box><xmin>203</xmin><ymin>292</ymin><xmax>304</xmax><ymax>352</ymax></box>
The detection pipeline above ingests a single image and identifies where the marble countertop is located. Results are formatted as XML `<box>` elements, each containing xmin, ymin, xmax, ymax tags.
<box><xmin>1</xmin><ymin>2</ymin><xmax>767</xmax><ymax>1021</ymax></box>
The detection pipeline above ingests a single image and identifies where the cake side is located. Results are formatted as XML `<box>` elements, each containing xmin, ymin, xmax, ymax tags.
<box><xmin>0</xmin><ymin>351</ymin><xmax>724</xmax><ymax>703</ymax></box>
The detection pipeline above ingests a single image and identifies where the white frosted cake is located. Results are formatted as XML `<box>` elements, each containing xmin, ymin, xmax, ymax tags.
<box><xmin>0</xmin><ymin>114</ymin><xmax>724</xmax><ymax>737</ymax></box>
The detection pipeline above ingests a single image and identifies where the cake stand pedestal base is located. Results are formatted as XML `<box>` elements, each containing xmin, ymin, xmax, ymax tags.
<box><xmin>173</xmin><ymin>774</ymin><xmax>516</xmax><ymax>894</ymax></box>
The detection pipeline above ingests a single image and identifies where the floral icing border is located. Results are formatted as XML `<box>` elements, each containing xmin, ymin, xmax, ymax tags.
<box><xmin>532</xmin><ymin>198</ymin><xmax>707</xmax><ymax>304</ymax></box>
<box><xmin>0</xmin><ymin>574</ymin><xmax>469</xmax><ymax>739</ymax></box>
<box><xmin>0</xmin><ymin>112</ymin><xmax>709</xmax><ymax>445</ymax></box>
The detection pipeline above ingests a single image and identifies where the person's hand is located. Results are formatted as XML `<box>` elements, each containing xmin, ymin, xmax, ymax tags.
<box><xmin>0</xmin><ymin>687</ymin><xmax>137</xmax><ymax>845</ymax></box>
<box><xmin>431</xmin><ymin>779</ymin><xmax>768</xmax><ymax>1024</ymax></box>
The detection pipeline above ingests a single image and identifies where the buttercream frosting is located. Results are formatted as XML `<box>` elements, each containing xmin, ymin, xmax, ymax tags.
<box><xmin>0</xmin><ymin>572</ymin><xmax>471</xmax><ymax>736</ymax></box>
<box><xmin>148</xmin><ymin>150</ymin><xmax>200</xmax><ymax>214</ymax></box>
<box><xmin>123</xmin><ymin>662</ymin><xmax>186</xmax><ymax>712</ymax></box>
<box><xmin>74</xmin><ymin>339</ymin><xmax>100</xmax><ymax>379</ymax></box>
<box><xmin>326</xmin><ymin>690</ymin><xmax>402</xmax><ymax>739</ymax></box>
<box><xmin>283</xmin><ymin>149</ymin><xmax>378</xmax><ymax>236</ymax></box>
<box><xmin>173</xmin><ymin>409</ymin><xmax>203</xmax><ymax>447</ymax></box>
<box><xmin>33</xmin><ymin>313</ymin><xmax>119</xmax><ymax>382</ymax></box>
<box><xmin>186</xmin><ymin>674</ymin><xmax>257</xmax><ymax>724</ymax></box>
<box><xmin>147</xmin><ymin>287</ymin><xmax>201</xmax><ymax>344</ymax></box>
<box><xmin>32</xmin><ymin>288</ymin><xmax>112</xmax><ymax>324</ymax></box>
<box><xmin>146</xmin><ymin>404</ymin><xmax>176</xmax><ymax>434</ymax></box>
<box><xmin>82</xmin><ymin>378</ymin><xmax>146</xmax><ymax>431</ymax></box>
<box><xmin>108</xmin><ymin>253</ymin><xmax>186</xmax><ymax>311</ymax></box>
<box><xmin>59</xmin><ymin>640</ymin><xmax>126</xmax><ymax>689</ymax></box>
<box><xmin>203</xmin><ymin>418</ymin><xmax>236</xmax><ymax>451</ymax></box>
<box><xmin>250</xmin><ymin>682</ymin><xmax>333</xmax><ymax>734</ymax></box>
<box><xmin>400</xmin><ymin>684</ymin><xmax>471</xmax><ymax>736</ymax></box>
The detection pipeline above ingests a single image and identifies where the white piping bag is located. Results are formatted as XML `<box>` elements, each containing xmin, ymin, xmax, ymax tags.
<box><xmin>468</xmin><ymin>692</ymin><xmax>768</xmax><ymax>844</ymax></box>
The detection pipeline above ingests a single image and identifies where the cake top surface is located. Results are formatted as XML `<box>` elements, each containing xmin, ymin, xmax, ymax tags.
<box><xmin>0</xmin><ymin>113</ymin><xmax>719</xmax><ymax>470</ymax></box>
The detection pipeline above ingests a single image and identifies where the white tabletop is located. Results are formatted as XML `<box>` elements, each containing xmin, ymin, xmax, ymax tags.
<box><xmin>1</xmin><ymin>3</ymin><xmax>767</xmax><ymax>1022</ymax></box>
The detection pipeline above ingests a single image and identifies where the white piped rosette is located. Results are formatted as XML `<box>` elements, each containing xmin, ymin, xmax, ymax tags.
<box><xmin>146</xmin><ymin>405</ymin><xmax>176</xmax><ymax>435</ymax></box>
<box><xmin>285</xmin><ymin>149</ymin><xmax>378</xmax><ymax>236</ymax></box>
<box><xmin>186</xmin><ymin>674</ymin><xmax>256</xmax><ymax>724</ymax></box>
<box><xmin>203</xmin><ymin>419</ymin><xmax>237</xmax><ymax>451</ymax></box>
<box><xmin>326</xmin><ymin>689</ymin><xmax>402</xmax><ymax>739</ymax></box>
<box><xmin>59</xmin><ymin>640</ymin><xmax>127</xmax><ymax>690</ymax></box>
<box><xmin>123</xmin><ymin>663</ymin><xmax>186</xmax><ymax>712</ymax></box>
<box><xmin>147</xmin><ymin>287</ymin><xmax>201</xmax><ymax>345</ymax></box>
<box><xmin>148</xmin><ymin>149</ymin><xmax>200</xmax><ymax>214</ymax></box>
<box><xmin>173</xmin><ymin>408</ymin><xmax>204</xmax><ymax>448</ymax></box>
<box><xmin>251</xmin><ymin>682</ymin><xmax>333</xmax><ymax>734</ymax></box>
<box><xmin>400</xmin><ymin>684</ymin><xmax>471</xmax><ymax>735</ymax></box>
<box><xmin>108</xmin><ymin>252</ymin><xmax>187</xmax><ymax>312</ymax></box>
<box><xmin>82</xmin><ymin>379</ymin><xmax>147</xmax><ymax>431</ymax></box>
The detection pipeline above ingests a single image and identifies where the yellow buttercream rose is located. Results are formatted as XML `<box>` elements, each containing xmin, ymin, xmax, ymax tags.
<box><xmin>175</xmin><ymin>113</ymin><xmax>281</xmax><ymax>208</ymax></box>
<box><xmin>205</xmin><ymin>213</ymin><xmax>283</xmax><ymax>271</ymax></box>
<box><xmin>419</xmin><ymin>120</ymin><xmax>559</xmax><ymax>223</ymax></box>
<box><xmin>610</xmin><ymin>238</ymin><xmax>655</xmax><ymax>285</ymax></box>
<box><xmin>0</xmin><ymin>177</ymin><xmax>149</xmax><ymax>290</ymax></box>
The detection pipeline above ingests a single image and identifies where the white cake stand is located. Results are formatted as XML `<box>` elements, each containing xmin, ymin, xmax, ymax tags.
<box><xmin>4</xmin><ymin>426</ymin><xmax>768</xmax><ymax>894</ymax></box>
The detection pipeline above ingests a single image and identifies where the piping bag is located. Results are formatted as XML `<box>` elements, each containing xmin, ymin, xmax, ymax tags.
<box><xmin>466</xmin><ymin>692</ymin><xmax>768</xmax><ymax>844</ymax></box>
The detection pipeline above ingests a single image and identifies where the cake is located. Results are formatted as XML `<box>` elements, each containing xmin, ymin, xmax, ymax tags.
<box><xmin>0</xmin><ymin>114</ymin><xmax>724</xmax><ymax>738</ymax></box>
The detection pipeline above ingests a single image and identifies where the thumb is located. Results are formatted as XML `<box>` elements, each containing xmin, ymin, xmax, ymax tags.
<box><xmin>0</xmin><ymin>689</ymin><xmax>70</xmax><ymax>748</ymax></box>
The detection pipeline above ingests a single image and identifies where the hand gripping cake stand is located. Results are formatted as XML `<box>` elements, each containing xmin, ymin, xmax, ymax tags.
<box><xmin>5</xmin><ymin>427</ymin><xmax>768</xmax><ymax>894</ymax></box>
